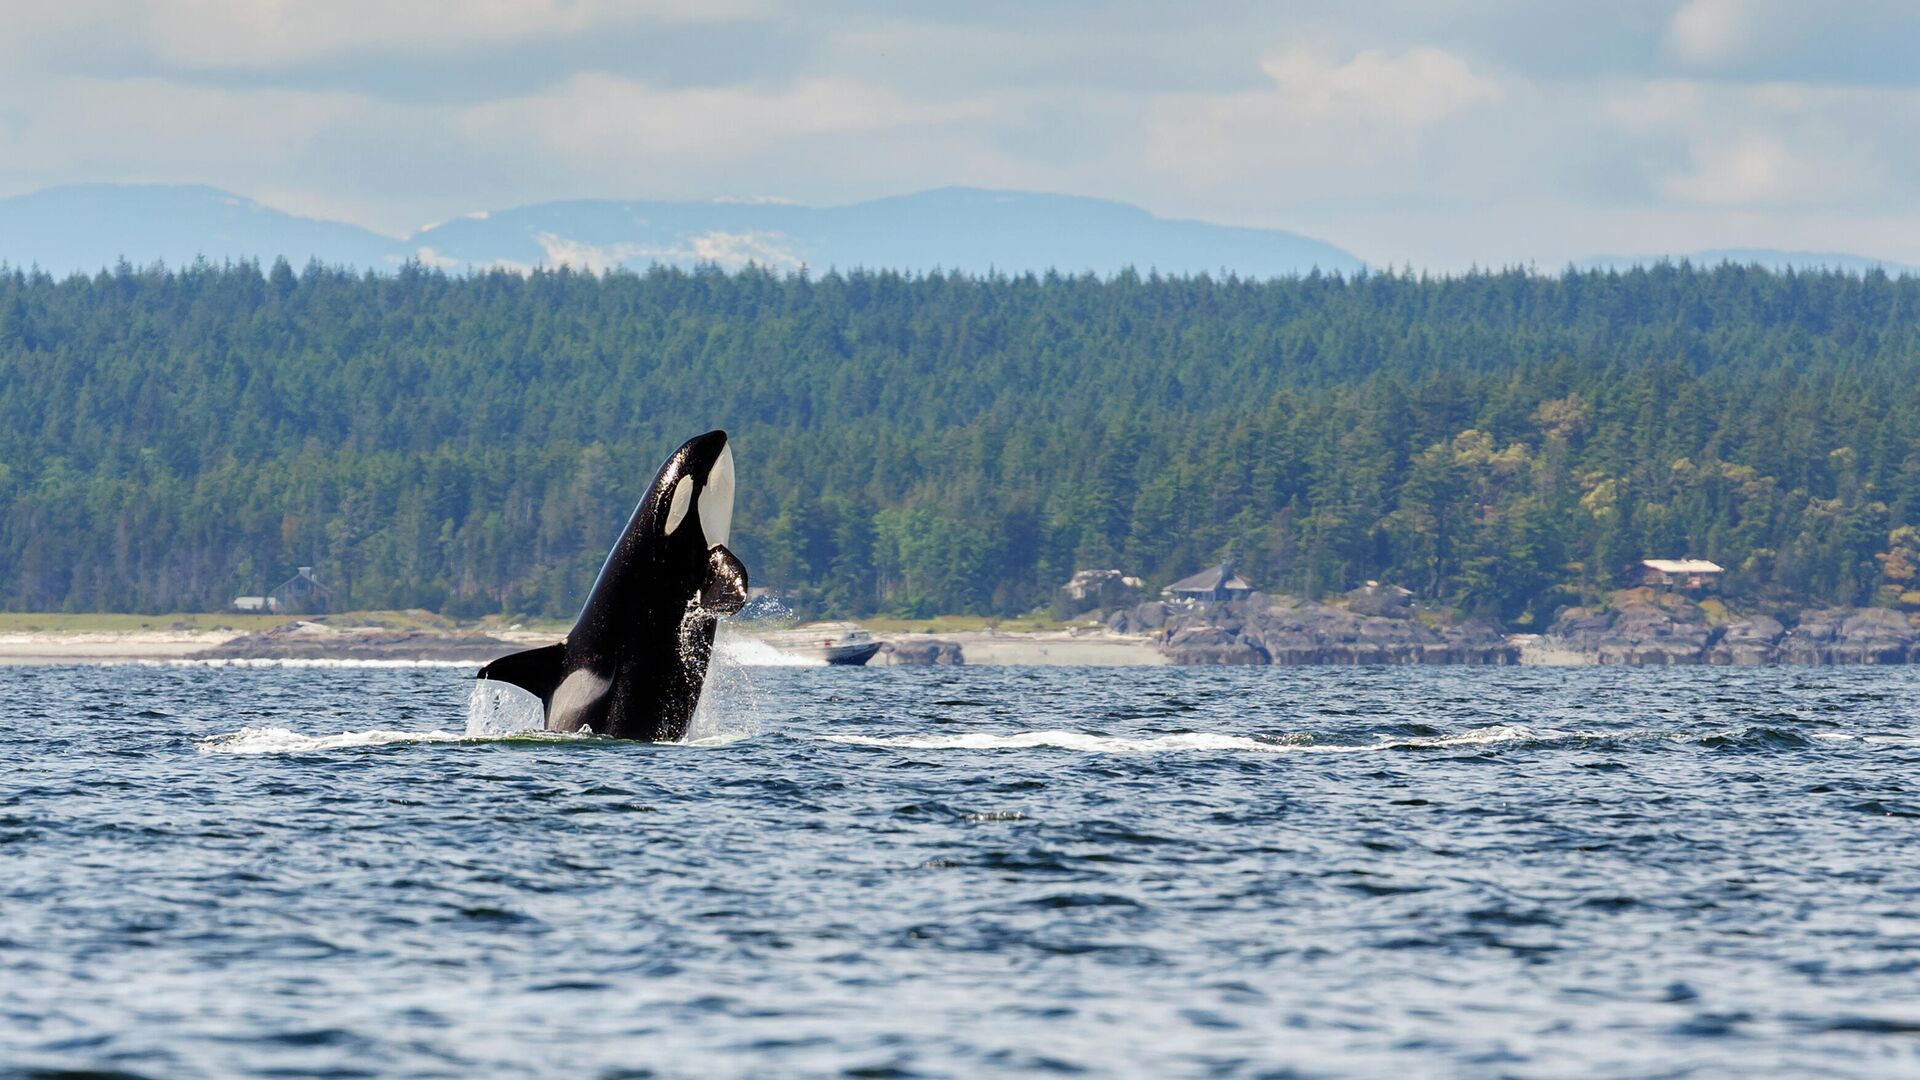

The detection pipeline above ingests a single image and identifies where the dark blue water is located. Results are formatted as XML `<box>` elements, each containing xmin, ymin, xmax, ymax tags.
<box><xmin>6</xmin><ymin>662</ymin><xmax>1920</xmax><ymax>1078</ymax></box>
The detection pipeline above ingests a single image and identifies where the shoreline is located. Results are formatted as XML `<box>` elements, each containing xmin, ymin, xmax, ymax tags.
<box><xmin>0</xmin><ymin>631</ymin><xmax>239</xmax><ymax>665</ymax></box>
<box><xmin>4</xmin><ymin>624</ymin><xmax>1918</xmax><ymax>667</ymax></box>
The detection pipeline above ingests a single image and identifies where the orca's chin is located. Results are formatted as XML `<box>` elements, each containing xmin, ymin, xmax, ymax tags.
<box><xmin>699</xmin><ymin>441</ymin><xmax>734</xmax><ymax>549</ymax></box>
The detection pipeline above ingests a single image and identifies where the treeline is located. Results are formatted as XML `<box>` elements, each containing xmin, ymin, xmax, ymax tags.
<box><xmin>2</xmin><ymin>258</ymin><xmax>1919</xmax><ymax>623</ymax></box>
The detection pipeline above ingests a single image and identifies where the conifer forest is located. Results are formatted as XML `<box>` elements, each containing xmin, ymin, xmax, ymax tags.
<box><xmin>3</xmin><ymin>259</ymin><xmax>1918</xmax><ymax>623</ymax></box>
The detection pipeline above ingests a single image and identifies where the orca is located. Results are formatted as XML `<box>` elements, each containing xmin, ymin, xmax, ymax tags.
<box><xmin>477</xmin><ymin>430</ymin><xmax>748</xmax><ymax>741</ymax></box>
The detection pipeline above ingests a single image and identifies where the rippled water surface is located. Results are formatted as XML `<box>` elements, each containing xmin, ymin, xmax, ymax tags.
<box><xmin>6</xmin><ymin>663</ymin><xmax>1920</xmax><ymax>1078</ymax></box>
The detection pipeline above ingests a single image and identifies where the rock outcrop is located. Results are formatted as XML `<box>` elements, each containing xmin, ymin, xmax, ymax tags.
<box><xmin>1109</xmin><ymin>592</ymin><xmax>1517</xmax><ymax>666</ymax></box>
<box><xmin>1545</xmin><ymin>592</ymin><xmax>1920</xmax><ymax>665</ymax></box>
<box><xmin>1545</xmin><ymin>592</ymin><xmax>1715</xmax><ymax>665</ymax></box>
<box><xmin>1777</xmin><ymin>608</ymin><xmax>1919</xmax><ymax>665</ymax></box>
<box><xmin>1704</xmin><ymin>615</ymin><xmax>1785</xmax><ymax>665</ymax></box>
<box><xmin>878</xmin><ymin>639</ymin><xmax>966</xmax><ymax>666</ymax></box>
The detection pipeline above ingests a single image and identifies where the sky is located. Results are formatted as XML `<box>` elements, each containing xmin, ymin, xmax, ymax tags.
<box><xmin>2</xmin><ymin>0</ymin><xmax>1918</xmax><ymax>269</ymax></box>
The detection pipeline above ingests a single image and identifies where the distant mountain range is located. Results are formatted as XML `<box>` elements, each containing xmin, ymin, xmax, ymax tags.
<box><xmin>0</xmin><ymin>184</ymin><xmax>1363</xmax><ymax>278</ymax></box>
<box><xmin>0</xmin><ymin>183</ymin><xmax>1913</xmax><ymax>278</ymax></box>
<box><xmin>0</xmin><ymin>185</ymin><xmax>406</xmax><ymax>275</ymax></box>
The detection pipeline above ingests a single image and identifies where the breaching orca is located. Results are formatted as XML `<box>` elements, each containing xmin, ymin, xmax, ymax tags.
<box><xmin>477</xmin><ymin>430</ymin><xmax>749</xmax><ymax>741</ymax></box>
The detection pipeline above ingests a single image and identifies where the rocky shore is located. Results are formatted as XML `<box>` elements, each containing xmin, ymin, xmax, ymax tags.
<box><xmin>1107</xmin><ymin>587</ymin><xmax>1517</xmax><ymax>666</ymax></box>
<box><xmin>7</xmin><ymin>594</ymin><xmax>1916</xmax><ymax>667</ymax></box>
<box><xmin>1542</xmin><ymin>591</ymin><xmax>1920</xmax><ymax>665</ymax></box>
<box><xmin>876</xmin><ymin>639</ymin><xmax>966</xmax><ymax>666</ymax></box>
<box><xmin>1102</xmin><ymin>585</ymin><xmax>1920</xmax><ymax>666</ymax></box>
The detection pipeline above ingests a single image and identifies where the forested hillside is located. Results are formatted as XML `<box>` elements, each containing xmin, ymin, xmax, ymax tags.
<box><xmin>3</xmin><ymin>259</ymin><xmax>1918</xmax><ymax>623</ymax></box>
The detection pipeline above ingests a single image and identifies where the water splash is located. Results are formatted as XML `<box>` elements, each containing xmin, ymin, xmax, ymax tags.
<box><xmin>467</xmin><ymin>679</ymin><xmax>546</xmax><ymax>737</ymax></box>
<box><xmin>460</xmin><ymin>611</ymin><xmax>767</xmax><ymax>745</ymax></box>
<box><xmin>683</xmin><ymin>618</ymin><xmax>764</xmax><ymax>744</ymax></box>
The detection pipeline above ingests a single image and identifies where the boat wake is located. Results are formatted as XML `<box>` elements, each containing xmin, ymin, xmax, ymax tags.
<box><xmin>713</xmin><ymin>633</ymin><xmax>827</xmax><ymax>667</ymax></box>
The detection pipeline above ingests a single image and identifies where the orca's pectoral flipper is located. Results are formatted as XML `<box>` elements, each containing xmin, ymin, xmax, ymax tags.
<box><xmin>476</xmin><ymin>641</ymin><xmax>568</xmax><ymax>704</ymax></box>
<box><xmin>699</xmin><ymin>545</ymin><xmax>750</xmax><ymax>614</ymax></box>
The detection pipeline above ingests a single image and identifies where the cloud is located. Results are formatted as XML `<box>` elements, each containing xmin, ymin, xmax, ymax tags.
<box><xmin>1665</xmin><ymin>0</ymin><xmax>1754</xmax><ymax>66</ymax></box>
<box><xmin>1255</xmin><ymin>44</ymin><xmax>1503</xmax><ymax>127</ymax></box>
<box><xmin>1142</xmin><ymin>45</ymin><xmax>1503</xmax><ymax>189</ymax></box>
<box><xmin>457</xmin><ymin>71</ymin><xmax>996</xmax><ymax>169</ymax></box>
<box><xmin>119</xmin><ymin>0</ymin><xmax>762</xmax><ymax>70</ymax></box>
<box><xmin>2</xmin><ymin>3</ymin><xmax>1920</xmax><ymax>268</ymax></box>
<box><xmin>1661</xmin><ymin>130</ymin><xmax>1820</xmax><ymax>204</ymax></box>
<box><xmin>0</xmin><ymin>76</ymin><xmax>374</xmax><ymax>184</ymax></box>
<box><xmin>1603</xmin><ymin>78</ymin><xmax>1911</xmax><ymax>209</ymax></box>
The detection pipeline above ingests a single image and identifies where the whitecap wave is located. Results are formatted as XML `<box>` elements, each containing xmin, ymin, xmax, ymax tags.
<box><xmin>817</xmin><ymin>724</ymin><xmax>1537</xmax><ymax>755</ymax></box>
<box><xmin>196</xmin><ymin>723</ymin><xmax>609</xmax><ymax>754</ymax></box>
<box><xmin>197</xmin><ymin>725</ymin><xmax>467</xmax><ymax>754</ymax></box>
<box><xmin>152</xmin><ymin>657</ymin><xmax>476</xmax><ymax>669</ymax></box>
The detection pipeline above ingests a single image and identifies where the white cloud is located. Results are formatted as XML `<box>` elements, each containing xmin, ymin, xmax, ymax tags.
<box><xmin>1661</xmin><ymin>130</ymin><xmax>1819</xmax><ymax>204</ymax></box>
<box><xmin>1603</xmin><ymin>78</ymin><xmax>1909</xmax><ymax>208</ymax></box>
<box><xmin>1142</xmin><ymin>45</ymin><xmax>1503</xmax><ymax>188</ymax></box>
<box><xmin>1666</xmin><ymin>0</ymin><xmax>1755</xmax><ymax>66</ymax></box>
<box><xmin>1255</xmin><ymin>45</ymin><xmax>1503</xmax><ymax>127</ymax></box>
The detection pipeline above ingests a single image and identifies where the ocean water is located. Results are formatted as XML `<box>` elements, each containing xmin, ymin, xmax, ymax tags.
<box><xmin>5</xmin><ymin>662</ymin><xmax>1920</xmax><ymax>1078</ymax></box>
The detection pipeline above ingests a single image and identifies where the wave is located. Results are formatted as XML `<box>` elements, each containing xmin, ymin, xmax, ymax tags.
<box><xmin>197</xmin><ymin>725</ymin><xmax>471</xmax><ymax>754</ymax></box>
<box><xmin>817</xmin><ymin>724</ymin><xmax>1537</xmax><ymax>755</ymax></box>
<box><xmin>200</xmin><ymin>721</ymin><xmax>746</xmax><ymax>755</ymax></box>
<box><xmin>1814</xmin><ymin>732</ymin><xmax>1920</xmax><ymax>747</ymax></box>
<box><xmin>150</xmin><ymin>657</ymin><xmax>477</xmax><ymax>669</ymax></box>
<box><xmin>816</xmin><ymin>721</ymin><xmax>1920</xmax><ymax>757</ymax></box>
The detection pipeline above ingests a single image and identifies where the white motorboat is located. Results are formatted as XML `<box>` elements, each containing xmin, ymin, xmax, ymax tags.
<box><xmin>755</xmin><ymin>622</ymin><xmax>883</xmax><ymax>665</ymax></box>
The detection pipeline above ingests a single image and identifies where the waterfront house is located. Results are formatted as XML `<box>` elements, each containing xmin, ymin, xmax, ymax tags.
<box><xmin>270</xmin><ymin>566</ymin><xmax>332</xmax><ymax>614</ymax></box>
<box><xmin>1639</xmin><ymin>558</ymin><xmax>1723</xmax><ymax>591</ymax></box>
<box><xmin>1164</xmin><ymin>562</ymin><xmax>1253</xmax><ymax>603</ymax></box>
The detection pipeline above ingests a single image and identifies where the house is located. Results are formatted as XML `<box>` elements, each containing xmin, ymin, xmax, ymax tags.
<box><xmin>1164</xmin><ymin>562</ymin><xmax>1254</xmax><ymax>603</ymax></box>
<box><xmin>269</xmin><ymin>566</ymin><xmax>332</xmax><ymax>614</ymax></box>
<box><xmin>231</xmin><ymin>595</ymin><xmax>278</xmax><ymax>613</ymax></box>
<box><xmin>1640</xmin><ymin>558</ymin><xmax>1723</xmax><ymax>591</ymax></box>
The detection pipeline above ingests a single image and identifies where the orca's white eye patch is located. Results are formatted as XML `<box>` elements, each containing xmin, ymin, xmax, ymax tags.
<box><xmin>664</xmin><ymin>474</ymin><xmax>693</xmax><ymax>536</ymax></box>
<box><xmin>699</xmin><ymin>443</ymin><xmax>734</xmax><ymax>548</ymax></box>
